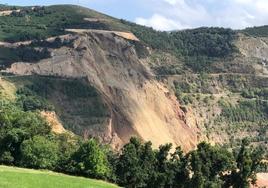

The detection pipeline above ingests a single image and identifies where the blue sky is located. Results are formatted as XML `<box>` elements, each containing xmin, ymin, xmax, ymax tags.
<box><xmin>2</xmin><ymin>0</ymin><xmax>268</xmax><ymax>30</ymax></box>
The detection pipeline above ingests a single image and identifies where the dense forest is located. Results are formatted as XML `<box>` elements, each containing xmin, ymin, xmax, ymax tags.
<box><xmin>124</xmin><ymin>20</ymin><xmax>237</xmax><ymax>72</ymax></box>
<box><xmin>126</xmin><ymin>20</ymin><xmax>237</xmax><ymax>58</ymax></box>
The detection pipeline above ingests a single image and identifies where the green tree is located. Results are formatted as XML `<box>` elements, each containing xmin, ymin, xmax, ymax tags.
<box><xmin>55</xmin><ymin>133</ymin><xmax>79</xmax><ymax>172</ymax></box>
<box><xmin>0</xmin><ymin>102</ymin><xmax>51</xmax><ymax>164</ymax></box>
<box><xmin>150</xmin><ymin>143</ymin><xmax>174</xmax><ymax>187</ymax></box>
<box><xmin>71</xmin><ymin>139</ymin><xmax>111</xmax><ymax>179</ymax></box>
<box><xmin>115</xmin><ymin>137</ymin><xmax>156</xmax><ymax>187</ymax></box>
<box><xmin>20</xmin><ymin>136</ymin><xmax>59</xmax><ymax>169</ymax></box>
<box><xmin>188</xmin><ymin>142</ymin><xmax>234</xmax><ymax>188</ymax></box>
<box><xmin>225</xmin><ymin>139</ymin><xmax>265</xmax><ymax>188</ymax></box>
<box><xmin>170</xmin><ymin>146</ymin><xmax>190</xmax><ymax>188</ymax></box>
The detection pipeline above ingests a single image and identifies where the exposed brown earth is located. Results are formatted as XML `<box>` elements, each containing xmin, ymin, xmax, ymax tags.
<box><xmin>5</xmin><ymin>32</ymin><xmax>197</xmax><ymax>151</ymax></box>
<box><xmin>251</xmin><ymin>173</ymin><xmax>268</xmax><ymax>188</ymax></box>
<box><xmin>0</xmin><ymin>9</ymin><xmax>20</xmax><ymax>16</ymax></box>
<box><xmin>236</xmin><ymin>33</ymin><xmax>268</xmax><ymax>60</ymax></box>
<box><xmin>65</xmin><ymin>29</ymin><xmax>140</xmax><ymax>41</ymax></box>
<box><xmin>84</xmin><ymin>18</ymin><xmax>108</xmax><ymax>22</ymax></box>
<box><xmin>0</xmin><ymin>77</ymin><xmax>16</xmax><ymax>100</ymax></box>
<box><xmin>40</xmin><ymin>111</ymin><xmax>66</xmax><ymax>134</ymax></box>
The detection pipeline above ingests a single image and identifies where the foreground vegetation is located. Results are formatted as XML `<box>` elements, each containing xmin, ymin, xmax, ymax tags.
<box><xmin>0</xmin><ymin>165</ymin><xmax>118</xmax><ymax>188</ymax></box>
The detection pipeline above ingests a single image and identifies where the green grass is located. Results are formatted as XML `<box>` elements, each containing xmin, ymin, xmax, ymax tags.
<box><xmin>0</xmin><ymin>165</ymin><xmax>119</xmax><ymax>188</ymax></box>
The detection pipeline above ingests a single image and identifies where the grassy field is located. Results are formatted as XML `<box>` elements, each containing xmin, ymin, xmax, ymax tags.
<box><xmin>0</xmin><ymin>165</ymin><xmax>119</xmax><ymax>188</ymax></box>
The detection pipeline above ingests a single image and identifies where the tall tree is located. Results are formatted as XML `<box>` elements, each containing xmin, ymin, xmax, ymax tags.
<box><xmin>188</xmin><ymin>142</ymin><xmax>234</xmax><ymax>188</ymax></box>
<box><xmin>115</xmin><ymin>137</ymin><xmax>156</xmax><ymax>187</ymax></box>
<box><xmin>71</xmin><ymin>138</ymin><xmax>111</xmax><ymax>179</ymax></box>
<box><xmin>224</xmin><ymin>139</ymin><xmax>265</xmax><ymax>188</ymax></box>
<box><xmin>20</xmin><ymin>135</ymin><xmax>59</xmax><ymax>169</ymax></box>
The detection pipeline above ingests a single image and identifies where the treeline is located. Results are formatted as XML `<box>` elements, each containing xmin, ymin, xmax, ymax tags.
<box><xmin>127</xmin><ymin>20</ymin><xmax>237</xmax><ymax>59</ymax></box>
<box><xmin>124</xmin><ymin>20</ymin><xmax>237</xmax><ymax>72</ymax></box>
<box><xmin>10</xmin><ymin>6</ymin><xmax>52</xmax><ymax>17</ymax></box>
<box><xmin>170</xmin><ymin>28</ymin><xmax>237</xmax><ymax>58</ymax></box>
<box><xmin>0</xmin><ymin>97</ymin><xmax>266</xmax><ymax>188</ymax></box>
<box><xmin>241</xmin><ymin>25</ymin><xmax>268</xmax><ymax>37</ymax></box>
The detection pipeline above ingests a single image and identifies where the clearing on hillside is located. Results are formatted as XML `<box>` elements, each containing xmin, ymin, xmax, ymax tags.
<box><xmin>0</xmin><ymin>165</ymin><xmax>119</xmax><ymax>188</ymax></box>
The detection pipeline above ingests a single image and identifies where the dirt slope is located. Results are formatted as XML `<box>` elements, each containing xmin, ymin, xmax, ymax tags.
<box><xmin>251</xmin><ymin>173</ymin><xmax>268</xmax><ymax>188</ymax></box>
<box><xmin>236</xmin><ymin>34</ymin><xmax>268</xmax><ymax>60</ymax></box>
<box><xmin>40</xmin><ymin>111</ymin><xmax>66</xmax><ymax>134</ymax></box>
<box><xmin>65</xmin><ymin>29</ymin><xmax>140</xmax><ymax>41</ymax></box>
<box><xmin>0</xmin><ymin>10</ymin><xmax>20</xmax><ymax>16</ymax></box>
<box><xmin>5</xmin><ymin>32</ymin><xmax>197</xmax><ymax>151</ymax></box>
<box><xmin>0</xmin><ymin>77</ymin><xmax>16</xmax><ymax>100</ymax></box>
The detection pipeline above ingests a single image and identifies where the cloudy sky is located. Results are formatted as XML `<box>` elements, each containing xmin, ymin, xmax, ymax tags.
<box><xmin>3</xmin><ymin>0</ymin><xmax>268</xmax><ymax>30</ymax></box>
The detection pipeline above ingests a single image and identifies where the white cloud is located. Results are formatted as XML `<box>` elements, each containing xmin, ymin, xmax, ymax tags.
<box><xmin>136</xmin><ymin>14</ymin><xmax>189</xmax><ymax>30</ymax></box>
<box><xmin>134</xmin><ymin>0</ymin><xmax>268</xmax><ymax>30</ymax></box>
<box><xmin>164</xmin><ymin>0</ymin><xmax>180</xmax><ymax>5</ymax></box>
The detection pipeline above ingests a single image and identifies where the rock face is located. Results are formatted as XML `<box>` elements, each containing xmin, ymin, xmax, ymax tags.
<box><xmin>7</xmin><ymin>32</ymin><xmax>197</xmax><ymax>151</ymax></box>
<box><xmin>236</xmin><ymin>34</ymin><xmax>268</xmax><ymax>60</ymax></box>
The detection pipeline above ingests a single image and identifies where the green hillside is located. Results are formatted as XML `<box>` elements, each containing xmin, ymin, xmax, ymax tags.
<box><xmin>0</xmin><ymin>5</ymin><xmax>128</xmax><ymax>42</ymax></box>
<box><xmin>0</xmin><ymin>165</ymin><xmax>119</xmax><ymax>188</ymax></box>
